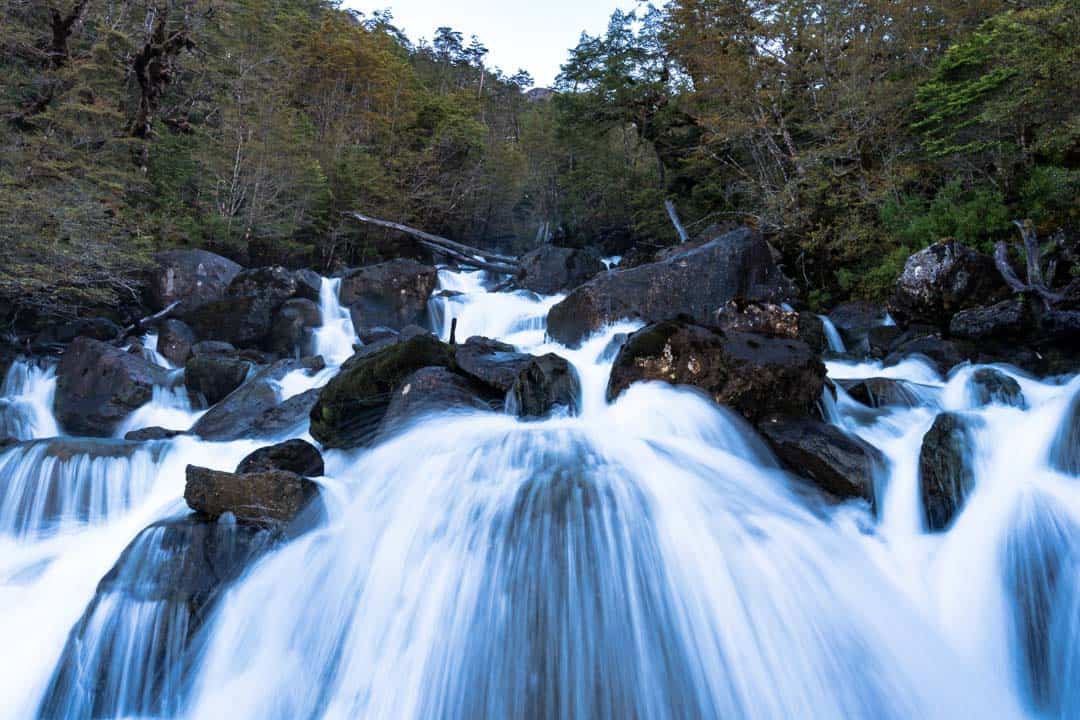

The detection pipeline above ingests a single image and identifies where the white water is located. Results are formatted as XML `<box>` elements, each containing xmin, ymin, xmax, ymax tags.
<box><xmin>0</xmin><ymin>359</ymin><xmax>60</xmax><ymax>440</ymax></box>
<box><xmin>313</xmin><ymin>277</ymin><xmax>359</xmax><ymax>366</ymax></box>
<box><xmin>0</xmin><ymin>267</ymin><xmax>1077</xmax><ymax>719</ymax></box>
<box><xmin>819</xmin><ymin>315</ymin><xmax>847</xmax><ymax>353</ymax></box>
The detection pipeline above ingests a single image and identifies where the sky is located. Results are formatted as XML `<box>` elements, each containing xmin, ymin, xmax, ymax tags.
<box><xmin>344</xmin><ymin>0</ymin><xmax>638</xmax><ymax>87</ymax></box>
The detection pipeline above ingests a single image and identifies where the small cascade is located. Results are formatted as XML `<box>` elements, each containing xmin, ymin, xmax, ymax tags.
<box><xmin>428</xmin><ymin>267</ymin><xmax>562</xmax><ymax>346</ymax></box>
<box><xmin>0</xmin><ymin>358</ymin><xmax>60</xmax><ymax>440</ymax></box>
<box><xmin>114</xmin><ymin>376</ymin><xmax>204</xmax><ymax>438</ymax></box>
<box><xmin>130</xmin><ymin>332</ymin><xmax>175</xmax><ymax>370</ymax></box>
<box><xmin>819</xmin><ymin>315</ymin><xmax>847</xmax><ymax>353</ymax></box>
<box><xmin>313</xmin><ymin>277</ymin><xmax>358</xmax><ymax>366</ymax></box>
<box><xmin>602</xmin><ymin>255</ymin><xmax>622</xmax><ymax>269</ymax></box>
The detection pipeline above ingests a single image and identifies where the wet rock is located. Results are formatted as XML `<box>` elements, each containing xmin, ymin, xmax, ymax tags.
<box><xmin>185</xmin><ymin>465</ymin><xmax>320</xmax><ymax>527</ymax></box>
<box><xmin>606</xmin><ymin>320</ymin><xmax>826</xmax><ymax>423</ymax></box>
<box><xmin>599</xmin><ymin>333</ymin><xmax>629</xmax><ymax>362</ymax></box>
<box><xmin>516</xmin><ymin>245</ymin><xmax>606</xmax><ymax>294</ymax></box>
<box><xmin>796</xmin><ymin>313</ymin><xmax>828</xmax><ymax>354</ymax></box>
<box><xmin>249</xmin><ymin>388</ymin><xmax>322</xmax><ymax>438</ymax></box>
<box><xmin>293</xmin><ymin>268</ymin><xmax>324</xmax><ymax>302</ymax></box>
<box><xmin>380</xmin><ymin>367</ymin><xmax>491</xmax><ymax>435</ymax></box>
<box><xmin>191</xmin><ymin>340</ymin><xmax>237</xmax><ymax>357</ymax></box>
<box><xmin>339</xmin><ymin>259</ymin><xmax>438</xmax><ymax>331</ymax></box>
<box><xmin>184</xmin><ymin>295</ymin><xmax>272</xmax><ymax>349</ymax></box>
<box><xmin>867</xmin><ymin>325</ymin><xmax>903</xmax><ymax>358</ymax></box>
<box><xmin>885</xmin><ymin>334</ymin><xmax>968</xmax><ymax>375</ymax></box>
<box><xmin>547</xmin><ymin>226</ymin><xmax>795</xmax><ymax>347</ymax></box>
<box><xmin>1049</xmin><ymin>389</ymin><xmax>1079</xmax><ymax>476</ymax></box>
<box><xmin>37</xmin><ymin>514</ymin><xmax>278</xmax><ymax>719</ymax></box>
<box><xmin>453</xmin><ymin>336</ymin><xmax>533</xmax><ymax>392</ymax></box>
<box><xmin>310</xmin><ymin>333</ymin><xmax>453</xmax><ymax>449</ymax></box>
<box><xmin>919</xmin><ymin>412</ymin><xmax>980</xmax><ymax>531</ymax></box>
<box><xmin>509</xmin><ymin>354</ymin><xmax>582</xmax><ymax>418</ymax></box>
<box><xmin>828</xmin><ymin>301</ymin><xmax>887</xmax><ymax>351</ymax></box>
<box><xmin>357</xmin><ymin>326</ymin><xmax>400</xmax><ymax>344</ymax></box>
<box><xmin>969</xmin><ymin>368</ymin><xmax>1025</xmax><ymax>408</ymax></box>
<box><xmin>147</xmin><ymin>249</ymin><xmax>242</xmax><ymax>314</ymax></box>
<box><xmin>949</xmin><ymin>298</ymin><xmax>1033</xmax><ymax>341</ymax></box>
<box><xmin>191</xmin><ymin>357</ymin><xmax>325</xmax><ymax>441</ymax></box>
<box><xmin>269</xmin><ymin>298</ymin><xmax>322</xmax><ymax>357</ymax></box>
<box><xmin>124</xmin><ymin>426</ymin><xmax>185</xmax><ymax>441</ymax></box>
<box><xmin>54</xmin><ymin>337</ymin><xmax>171</xmax><ymax>436</ymax></box>
<box><xmin>184</xmin><ymin>354</ymin><xmax>254</xmax><ymax>406</ymax></box>
<box><xmin>32</xmin><ymin>317</ymin><xmax>123</xmax><ymax>350</ymax></box>
<box><xmin>839</xmin><ymin>377</ymin><xmax>927</xmax><ymax>409</ymax></box>
<box><xmin>889</xmin><ymin>241</ymin><xmax>1007</xmax><ymax>327</ymax></box>
<box><xmin>758</xmin><ymin>418</ymin><xmax>884</xmax><ymax>503</ymax></box>
<box><xmin>156</xmin><ymin>318</ymin><xmax>195</xmax><ymax>366</ymax></box>
<box><xmin>714</xmin><ymin>300</ymin><xmax>799</xmax><ymax>339</ymax></box>
<box><xmin>236</xmin><ymin>439</ymin><xmax>324</xmax><ymax>477</ymax></box>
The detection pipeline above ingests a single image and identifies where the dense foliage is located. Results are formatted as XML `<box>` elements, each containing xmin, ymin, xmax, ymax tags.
<box><xmin>1</xmin><ymin>0</ymin><xmax>1077</xmax><ymax>325</ymax></box>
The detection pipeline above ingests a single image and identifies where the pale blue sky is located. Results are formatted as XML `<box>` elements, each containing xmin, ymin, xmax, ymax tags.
<box><xmin>343</xmin><ymin>0</ymin><xmax>638</xmax><ymax>86</ymax></box>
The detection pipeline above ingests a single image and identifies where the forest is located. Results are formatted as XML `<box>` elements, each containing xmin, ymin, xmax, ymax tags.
<box><xmin>1</xmin><ymin>0</ymin><xmax>1077</xmax><ymax>327</ymax></box>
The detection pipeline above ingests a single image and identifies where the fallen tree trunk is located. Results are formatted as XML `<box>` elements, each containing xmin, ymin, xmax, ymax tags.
<box><xmin>344</xmin><ymin>212</ymin><xmax>519</xmax><ymax>270</ymax></box>
<box><xmin>414</xmin><ymin>239</ymin><xmax>518</xmax><ymax>274</ymax></box>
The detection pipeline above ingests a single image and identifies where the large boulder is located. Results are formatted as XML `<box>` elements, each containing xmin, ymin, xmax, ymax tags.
<box><xmin>713</xmin><ymin>300</ymin><xmax>799</xmax><ymax>339</ymax></box>
<box><xmin>969</xmin><ymin>368</ymin><xmax>1025</xmax><ymax>408</ymax></box>
<box><xmin>147</xmin><ymin>249</ymin><xmax>242</xmax><ymax>314</ymax></box>
<box><xmin>184</xmin><ymin>354</ymin><xmax>254</xmax><ymax>407</ymax></box>
<box><xmin>236</xmin><ymin>439</ymin><xmax>324</xmax><ymax>477</ymax></box>
<box><xmin>828</xmin><ymin>301</ymin><xmax>888</xmax><ymax>351</ymax></box>
<box><xmin>758</xmin><ymin>418</ymin><xmax>885</xmax><ymax>504</ymax></box>
<box><xmin>452</xmin><ymin>336</ymin><xmax>534</xmax><ymax>392</ymax></box>
<box><xmin>889</xmin><ymin>241</ymin><xmax>1007</xmax><ymax>327</ymax></box>
<box><xmin>508</xmin><ymin>354</ymin><xmax>582</xmax><ymax>418</ymax></box>
<box><xmin>838</xmin><ymin>377</ymin><xmax>929</xmax><ymax>409</ymax></box>
<box><xmin>547</xmin><ymin>226</ymin><xmax>795</xmax><ymax>346</ymax></box>
<box><xmin>884</xmin><ymin>334</ymin><xmax>968</xmax><ymax>375</ymax></box>
<box><xmin>919</xmin><ymin>412</ymin><xmax>980</xmax><ymax>531</ymax></box>
<box><xmin>155</xmin><ymin>319</ymin><xmax>195</xmax><ymax>366</ymax></box>
<box><xmin>185</xmin><ymin>465</ymin><xmax>320</xmax><ymax>527</ymax></box>
<box><xmin>55</xmin><ymin>337</ymin><xmax>171</xmax><ymax>436</ymax></box>
<box><xmin>310</xmin><ymin>333</ymin><xmax>453</xmax><ymax>449</ymax></box>
<box><xmin>32</xmin><ymin>317</ymin><xmax>123</xmax><ymax>351</ymax></box>
<box><xmin>606</xmin><ymin>320</ymin><xmax>826</xmax><ymax>423</ymax></box>
<box><xmin>380</xmin><ymin>366</ymin><xmax>491</xmax><ymax>436</ymax></box>
<box><xmin>190</xmin><ymin>357</ymin><xmax>325</xmax><ymax>441</ymax></box>
<box><xmin>1049</xmin><ymin>389</ymin><xmax>1079</xmax><ymax>476</ymax></box>
<box><xmin>516</xmin><ymin>245</ymin><xmax>606</xmax><ymax>294</ymax></box>
<box><xmin>949</xmin><ymin>298</ymin><xmax>1033</xmax><ymax>341</ymax></box>
<box><xmin>339</xmin><ymin>259</ymin><xmax>438</xmax><ymax>331</ymax></box>
<box><xmin>269</xmin><ymin>298</ymin><xmax>322</xmax><ymax>357</ymax></box>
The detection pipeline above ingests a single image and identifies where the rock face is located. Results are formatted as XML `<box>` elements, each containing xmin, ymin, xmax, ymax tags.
<box><xmin>380</xmin><ymin>367</ymin><xmax>491</xmax><ymax>435</ymax></box>
<box><xmin>949</xmin><ymin>298</ymin><xmax>1032</xmax><ymax>341</ymax></box>
<box><xmin>508</xmin><ymin>354</ymin><xmax>582</xmax><ymax>418</ymax></box>
<box><xmin>236</xmin><ymin>439</ymin><xmax>324</xmax><ymax>477</ymax></box>
<box><xmin>919</xmin><ymin>412</ymin><xmax>979</xmax><ymax>531</ymax></box>
<box><xmin>191</xmin><ymin>357</ymin><xmax>324</xmax><ymax>441</ymax></box>
<box><xmin>339</xmin><ymin>259</ymin><xmax>438</xmax><ymax>331</ymax></box>
<box><xmin>1049</xmin><ymin>389</ymin><xmax>1079</xmax><ymax>476</ymax></box>
<box><xmin>547</xmin><ymin>226</ymin><xmax>795</xmax><ymax>347</ymax></box>
<box><xmin>156</xmin><ymin>319</ymin><xmax>195</xmax><ymax>366</ymax></box>
<box><xmin>147</xmin><ymin>249</ymin><xmax>242</xmax><ymax>314</ymax></box>
<box><xmin>453</xmin><ymin>336</ymin><xmax>534</xmax><ymax>392</ymax></box>
<box><xmin>185</xmin><ymin>465</ymin><xmax>320</xmax><ymax>527</ymax></box>
<box><xmin>969</xmin><ymin>368</ymin><xmax>1025</xmax><ymax>408</ymax></box>
<box><xmin>889</xmin><ymin>241</ymin><xmax>1006</xmax><ymax>327</ymax></box>
<box><xmin>310</xmin><ymin>333</ymin><xmax>453</xmax><ymax>449</ymax></box>
<box><xmin>758</xmin><ymin>419</ymin><xmax>885</xmax><ymax>503</ymax></box>
<box><xmin>839</xmin><ymin>377</ymin><xmax>927</xmax><ymax>409</ymax></box>
<box><xmin>55</xmin><ymin>337</ymin><xmax>170</xmax><ymax>436</ymax></box>
<box><xmin>606</xmin><ymin>320</ymin><xmax>826</xmax><ymax>423</ymax></box>
<box><xmin>184</xmin><ymin>354</ymin><xmax>253</xmax><ymax>406</ymax></box>
<box><xmin>516</xmin><ymin>245</ymin><xmax>606</xmax><ymax>294</ymax></box>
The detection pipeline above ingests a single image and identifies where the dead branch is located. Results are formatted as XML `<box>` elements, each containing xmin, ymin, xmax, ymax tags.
<box><xmin>49</xmin><ymin>0</ymin><xmax>90</xmax><ymax>68</ymax></box>
<box><xmin>994</xmin><ymin>219</ymin><xmax>1066</xmax><ymax>308</ymax></box>
<box><xmin>665</xmin><ymin>199</ymin><xmax>689</xmax><ymax>244</ymax></box>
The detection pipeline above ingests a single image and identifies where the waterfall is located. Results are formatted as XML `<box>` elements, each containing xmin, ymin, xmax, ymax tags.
<box><xmin>0</xmin><ymin>358</ymin><xmax>60</xmax><ymax>440</ymax></box>
<box><xmin>312</xmin><ymin>277</ymin><xmax>358</xmax><ymax>366</ymax></box>
<box><xmin>819</xmin><ymin>315</ymin><xmax>847</xmax><ymax>353</ymax></box>
<box><xmin>1</xmin><ymin>265</ymin><xmax>1078</xmax><ymax>719</ymax></box>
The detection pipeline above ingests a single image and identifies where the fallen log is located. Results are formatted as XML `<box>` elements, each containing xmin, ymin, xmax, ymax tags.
<box><xmin>414</xmin><ymin>239</ymin><xmax>518</xmax><ymax>274</ymax></box>
<box><xmin>344</xmin><ymin>211</ymin><xmax>519</xmax><ymax>269</ymax></box>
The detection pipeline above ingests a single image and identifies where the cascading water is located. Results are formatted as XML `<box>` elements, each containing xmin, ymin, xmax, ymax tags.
<box><xmin>0</xmin><ymin>358</ymin><xmax>60</xmax><ymax>440</ymax></box>
<box><xmin>313</xmin><ymin>277</ymin><xmax>359</xmax><ymax>366</ymax></box>
<box><xmin>819</xmin><ymin>315</ymin><xmax>847</xmax><ymax>353</ymax></box>
<box><xmin>0</xmin><ymin>264</ymin><xmax>1077</xmax><ymax>719</ymax></box>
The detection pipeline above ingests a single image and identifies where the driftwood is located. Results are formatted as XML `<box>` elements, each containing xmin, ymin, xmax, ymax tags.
<box><xmin>344</xmin><ymin>211</ymin><xmax>519</xmax><ymax>274</ymax></box>
<box><xmin>665</xmin><ymin>199</ymin><xmax>689</xmax><ymax>244</ymax></box>
<box><xmin>994</xmin><ymin>220</ymin><xmax>1065</xmax><ymax>308</ymax></box>
<box><xmin>117</xmin><ymin>300</ymin><xmax>180</xmax><ymax>341</ymax></box>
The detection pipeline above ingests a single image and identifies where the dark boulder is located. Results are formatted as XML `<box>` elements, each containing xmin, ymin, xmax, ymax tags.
<box><xmin>714</xmin><ymin>300</ymin><xmax>800</xmax><ymax>339</ymax></box>
<box><xmin>867</xmin><ymin>325</ymin><xmax>903</xmax><ymax>359</ymax></box>
<box><xmin>184</xmin><ymin>354</ymin><xmax>254</xmax><ymax>406</ymax></box>
<box><xmin>32</xmin><ymin>317</ymin><xmax>123</xmax><ymax>351</ymax></box>
<box><xmin>758</xmin><ymin>418</ymin><xmax>885</xmax><ymax>504</ymax></box>
<box><xmin>124</xmin><ymin>426</ymin><xmax>185</xmax><ymax>441</ymax></box>
<box><xmin>339</xmin><ymin>259</ymin><xmax>438</xmax><ymax>331</ymax></box>
<box><xmin>147</xmin><ymin>249</ymin><xmax>242</xmax><ymax>314</ymax></box>
<box><xmin>920</xmin><ymin>412</ymin><xmax>980</xmax><ymax>531</ymax></box>
<box><xmin>598</xmin><ymin>333</ymin><xmax>629</xmax><ymax>362</ymax></box>
<box><xmin>156</xmin><ymin>319</ymin><xmax>195</xmax><ymax>366</ymax></box>
<box><xmin>185</xmin><ymin>464</ymin><xmax>320</xmax><ymax>527</ymax></box>
<box><xmin>191</xmin><ymin>357</ymin><xmax>325</xmax><ymax>441</ymax></box>
<box><xmin>380</xmin><ymin>367</ymin><xmax>491</xmax><ymax>435</ymax></box>
<box><xmin>236</xmin><ymin>439</ymin><xmax>324</xmax><ymax>477</ymax></box>
<box><xmin>969</xmin><ymin>368</ymin><xmax>1025</xmax><ymax>408</ymax></box>
<box><xmin>227</xmin><ymin>265</ymin><xmax>302</xmax><ymax>306</ymax></box>
<box><xmin>885</xmin><ymin>334</ymin><xmax>968</xmax><ymax>375</ymax></box>
<box><xmin>269</xmin><ymin>298</ymin><xmax>322</xmax><ymax>357</ymax></box>
<box><xmin>606</xmin><ymin>320</ymin><xmax>826</xmax><ymax>423</ymax></box>
<box><xmin>516</xmin><ymin>245</ymin><xmax>606</xmax><ymax>294</ymax></box>
<box><xmin>889</xmin><ymin>241</ymin><xmax>1007</xmax><ymax>327</ymax></box>
<box><xmin>293</xmin><ymin>268</ymin><xmax>324</xmax><ymax>302</ymax></box>
<box><xmin>247</xmin><ymin>388</ymin><xmax>322</xmax><ymax>438</ymax></box>
<box><xmin>1049</xmin><ymin>389</ymin><xmax>1079</xmax><ymax>476</ymax></box>
<box><xmin>547</xmin><ymin>226</ymin><xmax>795</xmax><ymax>347</ymax></box>
<box><xmin>191</xmin><ymin>340</ymin><xmax>237</xmax><ymax>357</ymax></box>
<box><xmin>508</xmin><ymin>354</ymin><xmax>582</xmax><ymax>419</ymax></box>
<box><xmin>949</xmin><ymin>298</ymin><xmax>1033</xmax><ymax>341</ymax></box>
<box><xmin>453</xmin><ymin>336</ymin><xmax>533</xmax><ymax>392</ymax></box>
<box><xmin>796</xmin><ymin>313</ymin><xmax>829</xmax><ymax>354</ymax></box>
<box><xmin>839</xmin><ymin>377</ymin><xmax>929</xmax><ymax>409</ymax></box>
<box><xmin>55</xmin><ymin>337</ymin><xmax>171</xmax><ymax>436</ymax></box>
<box><xmin>827</xmin><ymin>301</ymin><xmax>888</xmax><ymax>350</ymax></box>
<box><xmin>310</xmin><ymin>333</ymin><xmax>453</xmax><ymax>449</ymax></box>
